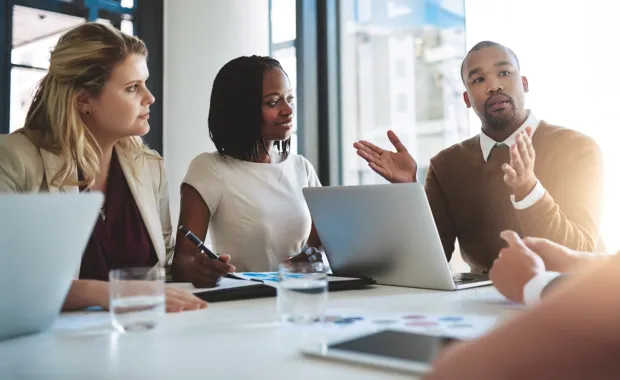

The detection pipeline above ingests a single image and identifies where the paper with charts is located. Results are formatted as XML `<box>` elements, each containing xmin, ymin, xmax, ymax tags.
<box><xmin>233</xmin><ymin>272</ymin><xmax>281</xmax><ymax>283</ymax></box>
<box><xmin>318</xmin><ymin>308</ymin><xmax>499</xmax><ymax>339</ymax></box>
<box><xmin>232</xmin><ymin>272</ymin><xmax>357</xmax><ymax>284</ymax></box>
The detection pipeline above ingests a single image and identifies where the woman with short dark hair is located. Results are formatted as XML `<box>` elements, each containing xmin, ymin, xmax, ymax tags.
<box><xmin>172</xmin><ymin>55</ymin><xmax>322</xmax><ymax>287</ymax></box>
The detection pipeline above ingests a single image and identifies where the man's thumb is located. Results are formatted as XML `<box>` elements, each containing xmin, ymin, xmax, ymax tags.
<box><xmin>387</xmin><ymin>130</ymin><xmax>407</xmax><ymax>153</ymax></box>
<box><xmin>500</xmin><ymin>230</ymin><xmax>524</xmax><ymax>248</ymax></box>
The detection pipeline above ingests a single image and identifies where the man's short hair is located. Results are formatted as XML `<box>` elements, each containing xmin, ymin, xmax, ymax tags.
<box><xmin>460</xmin><ymin>41</ymin><xmax>520</xmax><ymax>83</ymax></box>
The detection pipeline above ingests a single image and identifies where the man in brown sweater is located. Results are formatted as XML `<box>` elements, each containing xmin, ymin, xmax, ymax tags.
<box><xmin>353</xmin><ymin>41</ymin><xmax>604</xmax><ymax>273</ymax></box>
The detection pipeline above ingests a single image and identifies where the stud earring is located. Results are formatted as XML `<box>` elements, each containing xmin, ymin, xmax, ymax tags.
<box><xmin>85</xmin><ymin>110</ymin><xmax>91</xmax><ymax>116</ymax></box>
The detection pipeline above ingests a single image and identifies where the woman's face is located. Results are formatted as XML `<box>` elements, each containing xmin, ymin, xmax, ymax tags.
<box><xmin>81</xmin><ymin>54</ymin><xmax>155</xmax><ymax>144</ymax></box>
<box><xmin>261</xmin><ymin>67</ymin><xmax>294</xmax><ymax>142</ymax></box>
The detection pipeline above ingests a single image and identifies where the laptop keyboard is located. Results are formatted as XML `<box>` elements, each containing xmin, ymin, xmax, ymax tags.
<box><xmin>453</xmin><ymin>274</ymin><xmax>488</xmax><ymax>284</ymax></box>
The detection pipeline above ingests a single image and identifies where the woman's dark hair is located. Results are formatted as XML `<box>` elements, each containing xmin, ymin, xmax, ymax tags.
<box><xmin>208</xmin><ymin>55</ymin><xmax>291</xmax><ymax>161</ymax></box>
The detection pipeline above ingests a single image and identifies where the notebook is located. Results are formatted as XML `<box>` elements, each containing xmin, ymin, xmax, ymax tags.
<box><xmin>170</xmin><ymin>272</ymin><xmax>376</xmax><ymax>302</ymax></box>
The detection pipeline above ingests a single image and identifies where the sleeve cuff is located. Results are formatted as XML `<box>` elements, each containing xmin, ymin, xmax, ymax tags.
<box><xmin>523</xmin><ymin>271</ymin><xmax>562</xmax><ymax>306</ymax></box>
<box><xmin>511</xmin><ymin>181</ymin><xmax>546</xmax><ymax>210</ymax></box>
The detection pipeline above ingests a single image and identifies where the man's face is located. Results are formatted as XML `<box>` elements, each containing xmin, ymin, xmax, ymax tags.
<box><xmin>462</xmin><ymin>46</ymin><xmax>528</xmax><ymax>131</ymax></box>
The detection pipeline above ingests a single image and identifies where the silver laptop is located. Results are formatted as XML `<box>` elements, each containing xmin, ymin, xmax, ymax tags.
<box><xmin>303</xmin><ymin>183</ymin><xmax>491</xmax><ymax>290</ymax></box>
<box><xmin>0</xmin><ymin>193</ymin><xmax>103</xmax><ymax>340</ymax></box>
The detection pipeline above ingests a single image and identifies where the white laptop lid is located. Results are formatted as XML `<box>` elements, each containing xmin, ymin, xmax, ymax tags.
<box><xmin>0</xmin><ymin>193</ymin><xmax>103</xmax><ymax>340</ymax></box>
<box><xmin>303</xmin><ymin>183</ymin><xmax>461</xmax><ymax>290</ymax></box>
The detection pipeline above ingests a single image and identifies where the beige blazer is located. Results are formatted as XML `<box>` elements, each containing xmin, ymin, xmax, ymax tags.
<box><xmin>0</xmin><ymin>133</ymin><xmax>174</xmax><ymax>270</ymax></box>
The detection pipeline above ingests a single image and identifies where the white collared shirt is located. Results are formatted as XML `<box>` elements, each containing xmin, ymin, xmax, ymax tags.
<box><xmin>480</xmin><ymin>110</ymin><xmax>540</xmax><ymax>162</ymax></box>
<box><xmin>479</xmin><ymin>110</ymin><xmax>546</xmax><ymax>210</ymax></box>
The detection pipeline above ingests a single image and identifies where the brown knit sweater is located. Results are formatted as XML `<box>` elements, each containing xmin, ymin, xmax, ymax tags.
<box><xmin>425</xmin><ymin>121</ymin><xmax>604</xmax><ymax>273</ymax></box>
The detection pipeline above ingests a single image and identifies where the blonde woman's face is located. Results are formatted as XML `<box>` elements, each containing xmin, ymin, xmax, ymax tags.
<box><xmin>86</xmin><ymin>54</ymin><xmax>154</xmax><ymax>142</ymax></box>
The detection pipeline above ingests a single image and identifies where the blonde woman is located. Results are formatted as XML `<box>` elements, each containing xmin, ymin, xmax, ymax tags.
<box><xmin>0</xmin><ymin>23</ymin><xmax>206</xmax><ymax>312</ymax></box>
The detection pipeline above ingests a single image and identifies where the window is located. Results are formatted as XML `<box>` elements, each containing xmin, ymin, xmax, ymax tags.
<box><xmin>269</xmin><ymin>0</ymin><xmax>298</xmax><ymax>153</ymax></box>
<box><xmin>396</xmin><ymin>93</ymin><xmax>409</xmax><ymax>114</ymax></box>
<box><xmin>339</xmin><ymin>0</ymin><xmax>468</xmax><ymax>186</ymax></box>
<box><xmin>10</xmin><ymin>6</ymin><xmax>85</xmax><ymax>132</ymax></box>
<box><xmin>395</xmin><ymin>58</ymin><xmax>406</xmax><ymax>78</ymax></box>
<box><xmin>2</xmin><ymin>0</ymin><xmax>141</xmax><ymax>135</ymax></box>
<box><xmin>120</xmin><ymin>18</ymin><xmax>134</xmax><ymax>36</ymax></box>
<box><xmin>338</xmin><ymin>0</ymin><xmax>469</xmax><ymax>271</ymax></box>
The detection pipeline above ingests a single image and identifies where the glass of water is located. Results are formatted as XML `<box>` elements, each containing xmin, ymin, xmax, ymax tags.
<box><xmin>277</xmin><ymin>261</ymin><xmax>328</xmax><ymax>325</ymax></box>
<box><xmin>109</xmin><ymin>265</ymin><xmax>165</xmax><ymax>333</ymax></box>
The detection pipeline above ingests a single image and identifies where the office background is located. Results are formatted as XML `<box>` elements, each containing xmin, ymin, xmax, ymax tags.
<box><xmin>1</xmin><ymin>0</ymin><xmax>618</xmax><ymax>260</ymax></box>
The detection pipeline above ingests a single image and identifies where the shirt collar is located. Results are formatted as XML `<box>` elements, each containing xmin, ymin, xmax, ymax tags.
<box><xmin>480</xmin><ymin>110</ymin><xmax>540</xmax><ymax>162</ymax></box>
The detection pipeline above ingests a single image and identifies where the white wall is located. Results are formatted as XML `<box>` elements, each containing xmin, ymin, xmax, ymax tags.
<box><xmin>465</xmin><ymin>0</ymin><xmax>620</xmax><ymax>251</ymax></box>
<box><xmin>163</xmin><ymin>0</ymin><xmax>269</xmax><ymax>223</ymax></box>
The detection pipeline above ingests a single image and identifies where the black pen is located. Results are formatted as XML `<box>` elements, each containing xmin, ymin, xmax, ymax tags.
<box><xmin>178</xmin><ymin>225</ymin><xmax>254</xmax><ymax>282</ymax></box>
<box><xmin>178</xmin><ymin>225</ymin><xmax>226</xmax><ymax>263</ymax></box>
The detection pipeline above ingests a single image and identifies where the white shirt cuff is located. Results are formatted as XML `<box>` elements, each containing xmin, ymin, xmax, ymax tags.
<box><xmin>511</xmin><ymin>181</ymin><xmax>546</xmax><ymax>210</ymax></box>
<box><xmin>523</xmin><ymin>271</ymin><xmax>562</xmax><ymax>306</ymax></box>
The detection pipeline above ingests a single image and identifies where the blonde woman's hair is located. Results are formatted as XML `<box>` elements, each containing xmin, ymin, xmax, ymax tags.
<box><xmin>16</xmin><ymin>22</ymin><xmax>155</xmax><ymax>189</ymax></box>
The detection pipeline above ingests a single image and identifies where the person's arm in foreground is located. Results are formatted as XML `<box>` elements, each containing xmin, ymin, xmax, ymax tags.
<box><xmin>425</xmin><ymin>241</ymin><xmax>620</xmax><ymax>380</ymax></box>
<box><xmin>489</xmin><ymin>231</ymin><xmax>615</xmax><ymax>305</ymax></box>
<box><xmin>522</xmin><ymin>236</ymin><xmax>614</xmax><ymax>272</ymax></box>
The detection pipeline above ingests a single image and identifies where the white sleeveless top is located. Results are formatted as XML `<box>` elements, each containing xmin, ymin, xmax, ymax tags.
<box><xmin>182</xmin><ymin>152</ymin><xmax>321</xmax><ymax>272</ymax></box>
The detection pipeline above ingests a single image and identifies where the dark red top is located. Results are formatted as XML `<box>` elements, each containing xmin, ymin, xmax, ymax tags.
<box><xmin>78</xmin><ymin>151</ymin><xmax>159</xmax><ymax>281</ymax></box>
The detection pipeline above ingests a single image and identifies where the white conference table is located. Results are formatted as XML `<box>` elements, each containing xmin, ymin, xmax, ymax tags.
<box><xmin>0</xmin><ymin>284</ymin><xmax>522</xmax><ymax>380</ymax></box>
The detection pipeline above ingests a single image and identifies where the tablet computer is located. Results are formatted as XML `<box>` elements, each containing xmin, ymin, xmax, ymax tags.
<box><xmin>300</xmin><ymin>329</ymin><xmax>460</xmax><ymax>374</ymax></box>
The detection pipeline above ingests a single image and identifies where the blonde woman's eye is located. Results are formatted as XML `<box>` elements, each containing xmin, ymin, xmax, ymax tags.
<box><xmin>127</xmin><ymin>84</ymin><xmax>138</xmax><ymax>92</ymax></box>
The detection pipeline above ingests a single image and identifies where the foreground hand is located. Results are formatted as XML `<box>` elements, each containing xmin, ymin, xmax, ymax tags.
<box><xmin>489</xmin><ymin>230</ymin><xmax>546</xmax><ymax>304</ymax></box>
<box><xmin>522</xmin><ymin>237</ymin><xmax>581</xmax><ymax>272</ymax></box>
<box><xmin>165</xmin><ymin>287</ymin><xmax>208</xmax><ymax>313</ymax></box>
<box><xmin>191</xmin><ymin>253</ymin><xmax>236</xmax><ymax>288</ymax></box>
<box><xmin>353</xmin><ymin>130</ymin><xmax>417</xmax><ymax>183</ymax></box>
<box><xmin>423</xmin><ymin>340</ymin><xmax>479</xmax><ymax>380</ymax></box>
<box><xmin>502</xmin><ymin>127</ymin><xmax>538</xmax><ymax>201</ymax></box>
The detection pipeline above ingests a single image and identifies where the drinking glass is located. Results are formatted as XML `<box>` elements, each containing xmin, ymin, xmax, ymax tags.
<box><xmin>277</xmin><ymin>261</ymin><xmax>328</xmax><ymax>325</ymax></box>
<box><xmin>109</xmin><ymin>265</ymin><xmax>165</xmax><ymax>333</ymax></box>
